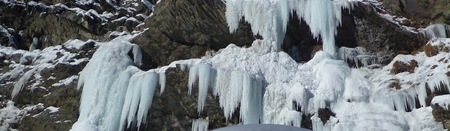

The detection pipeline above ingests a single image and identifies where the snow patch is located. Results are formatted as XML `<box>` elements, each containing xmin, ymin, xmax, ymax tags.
<box><xmin>432</xmin><ymin>95</ymin><xmax>450</xmax><ymax>110</ymax></box>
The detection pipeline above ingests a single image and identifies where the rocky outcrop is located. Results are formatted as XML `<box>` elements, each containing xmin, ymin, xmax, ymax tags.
<box><xmin>379</xmin><ymin>0</ymin><xmax>450</xmax><ymax>26</ymax></box>
<box><xmin>132</xmin><ymin>0</ymin><xmax>255</xmax><ymax>69</ymax></box>
<box><xmin>0</xmin><ymin>0</ymin><xmax>153</xmax><ymax>50</ymax></box>
<box><xmin>351</xmin><ymin>2</ymin><xmax>426</xmax><ymax>54</ymax></box>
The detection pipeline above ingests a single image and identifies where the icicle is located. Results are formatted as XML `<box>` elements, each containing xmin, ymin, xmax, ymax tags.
<box><xmin>159</xmin><ymin>73</ymin><xmax>166</xmax><ymax>95</ymax></box>
<box><xmin>420</xmin><ymin>24</ymin><xmax>449</xmax><ymax>38</ymax></box>
<box><xmin>188</xmin><ymin>64</ymin><xmax>199</xmax><ymax>95</ymax></box>
<box><xmin>72</xmin><ymin>36</ymin><xmax>159</xmax><ymax>131</ymax></box>
<box><xmin>197</xmin><ymin>63</ymin><xmax>212</xmax><ymax>113</ymax></box>
<box><xmin>136</xmin><ymin>72</ymin><xmax>159</xmax><ymax>129</ymax></box>
<box><xmin>191</xmin><ymin>119</ymin><xmax>209</xmax><ymax>131</ymax></box>
<box><xmin>225</xmin><ymin>0</ymin><xmax>355</xmax><ymax>56</ymax></box>
<box><xmin>131</xmin><ymin>44</ymin><xmax>142</xmax><ymax>66</ymax></box>
<box><xmin>240</xmin><ymin>73</ymin><xmax>264</xmax><ymax>124</ymax></box>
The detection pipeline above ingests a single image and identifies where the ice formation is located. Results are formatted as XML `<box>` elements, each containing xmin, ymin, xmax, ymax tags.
<box><xmin>225</xmin><ymin>0</ymin><xmax>354</xmax><ymax>57</ymax></box>
<box><xmin>191</xmin><ymin>119</ymin><xmax>209</xmax><ymax>131</ymax></box>
<box><xmin>420</xmin><ymin>24</ymin><xmax>450</xmax><ymax>38</ymax></box>
<box><xmin>337</xmin><ymin>47</ymin><xmax>386</xmax><ymax>67</ymax></box>
<box><xmin>72</xmin><ymin>36</ymin><xmax>163</xmax><ymax>131</ymax></box>
<box><xmin>432</xmin><ymin>95</ymin><xmax>450</xmax><ymax>110</ymax></box>
<box><xmin>173</xmin><ymin>38</ymin><xmax>446</xmax><ymax>130</ymax></box>
<box><xmin>67</xmin><ymin>35</ymin><xmax>448</xmax><ymax>130</ymax></box>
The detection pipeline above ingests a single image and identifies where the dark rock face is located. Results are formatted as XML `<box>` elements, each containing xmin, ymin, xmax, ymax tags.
<box><xmin>379</xmin><ymin>0</ymin><xmax>450</xmax><ymax>26</ymax></box>
<box><xmin>0</xmin><ymin>0</ymin><xmax>152</xmax><ymax>50</ymax></box>
<box><xmin>132</xmin><ymin>0</ymin><xmax>255</xmax><ymax>69</ymax></box>
<box><xmin>282</xmin><ymin>9</ymin><xmax>358</xmax><ymax>62</ymax></box>
<box><xmin>432</xmin><ymin>104</ymin><xmax>450</xmax><ymax>129</ymax></box>
<box><xmin>351</xmin><ymin>3</ymin><xmax>426</xmax><ymax>54</ymax></box>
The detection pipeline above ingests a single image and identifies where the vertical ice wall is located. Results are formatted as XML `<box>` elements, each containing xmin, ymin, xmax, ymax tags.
<box><xmin>191</xmin><ymin>119</ymin><xmax>209</xmax><ymax>131</ymax></box>
<box><xmin>72</xmin><ymin>36</ymin><xmax>163</xmax><ymax>131</ymax></box>
<box><xmin>225</xmin><ymin>0</ymin><xmax>354</xmax><ymax>57</ymax></box>
<box><xmin>188</xmin><ymin>65</ymin><xmax>265</xmax><ymax>124</ymax></box>
<box><xmin>420</xmin><ymin>24</ymin><xmax>449</xmax><ymax>38</ymax></box>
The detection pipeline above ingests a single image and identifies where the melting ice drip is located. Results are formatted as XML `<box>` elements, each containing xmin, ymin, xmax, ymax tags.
<box><xmin>225</xmin><ymin>0</ymin><xmax>354</xmax><ymax>57</ymax></box>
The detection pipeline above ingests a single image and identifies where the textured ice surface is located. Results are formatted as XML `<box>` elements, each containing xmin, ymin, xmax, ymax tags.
<box><xmin>225</xmin><ymin>0</ymin><xmax>356</xmax><ymax>57</ymax></box>
<box><xmin>72</xmin><ymin>35</ymin><xmax>162</xmax><ymax>131</ymax></box>
<box><xmin>192</xmin><ymin>119</ymin><xmax>209</xmax><ymax>131</ymax></box>
<box><xmin>176</xmin><ymin>38</ymin><xmax>446</xmax><ymax>130</ymax></box>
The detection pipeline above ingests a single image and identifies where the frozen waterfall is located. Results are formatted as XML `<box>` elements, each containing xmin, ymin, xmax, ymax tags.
<box><xmin>72</xmin><ymin>36</ymin><xmax>163</xmax><ymax>131</ymax></box>
<box><xmin>225</xmin><ymin>0</ymin><xmax>354</xmax><ymax>57</ymax></box>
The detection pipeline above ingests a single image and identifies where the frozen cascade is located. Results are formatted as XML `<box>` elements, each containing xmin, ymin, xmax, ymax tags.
<box><xmin>67</xmin><ymin>36</ymin><xmax>446</xmax><ymax>130</ymax></box>
<box><xmin>188</xmin><ymin>64</ymin><xmax>265</xmax><ymax>124</ymax></box>
<box><xmin>240</xmin><ymin>73</ymin><xmax>264</xmax><ymax>124</ymax></box>
<box><xmin>420</xmin><ymin>24</ymin><xmax>450</xmax><ymax>38</ymax></box>
<box><xmin>191</xmin><ymin>119</ymin><xmax>209</xmax><ymax>131</ymax></box>
<box><xmin>225</xmin><ymin>0</ymin><xmax>355</xmax><ymax>56</ymax></box>
<box><xmin>72</xmin><ymin>36</ymin><xmax>163</xmax><ymax>131</ymax></box>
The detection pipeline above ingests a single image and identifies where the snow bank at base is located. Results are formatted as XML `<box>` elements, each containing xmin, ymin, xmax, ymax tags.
<box><xmin>432</xmin><ymin>95</ymin><xmax>450</xmax><ymax>110</ymax></box>
<box><xmin>225</xmin><ymin>0</ymin><xmax>356</xmax><ymax>56</ymax></box>
<box><xmin>72</xmin><ymin>36</ymin><xmax>163</xmax><ymax>131</ymax></box>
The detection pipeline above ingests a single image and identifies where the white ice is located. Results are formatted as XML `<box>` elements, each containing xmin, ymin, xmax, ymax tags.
<box><xmin>225</xmin><ymin>0</ymin><xmax>356</xmax><ymax>57</ymax></box>
<box><xmin>192</xmin><ymin>119</ymin><xmax>209</xmax><ymax>131</ymax></box>
<box><xmin>432</xmin><ymin>95</ymin><xmax>450</xmax><ymax>110</ymax></box>
<box><xmin>72</xmin><ymin>35</ymin><xmax>162</xmax><ymax>131</ymax></box>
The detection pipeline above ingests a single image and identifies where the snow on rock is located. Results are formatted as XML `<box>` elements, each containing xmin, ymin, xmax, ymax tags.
<box><xmin>0</xmin><ymin>39</ymin><xmax>89</xmax><ymax>99</ymax></box>
<box><xmin>46</xmin><ymin>106</ymin><xmax>60</xmax><ymax>114</ymax></box>
<box><xmin>72</xmin><ymin>35</ymin><xmax>162</xmax><ymax>131</ymax></box>
<box><xmin>52</xmin><ymin>76</ymin><xmax>79</xmax><ymax>87</ymax></box>
<box><xmin>225</xmin><ymin>0</ymin><xmax>356</xmax><ymax>57</ymax></box>
<box><xmin>64</xmin><ymin>39</ymin><xmax>94</xmax><ymax>50</ymax></box>
<box><xmin>373</xmin><ymin>38</ymin><xmax>450</xmax><ymax>110</ymax></box>
<box><xmin>432</xmin><ymin>95</ymin><xmax>450</xmax><ymax>110</ymax></box>
<box><xmin>0</xmin><ymin>101</ymin><xmax>45</xmax><ymax>131</ymax></box>
<box><xmin>191</xmin><ymin>118</ymin><xmax>209</xmax><ymax>131</ymax></box>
